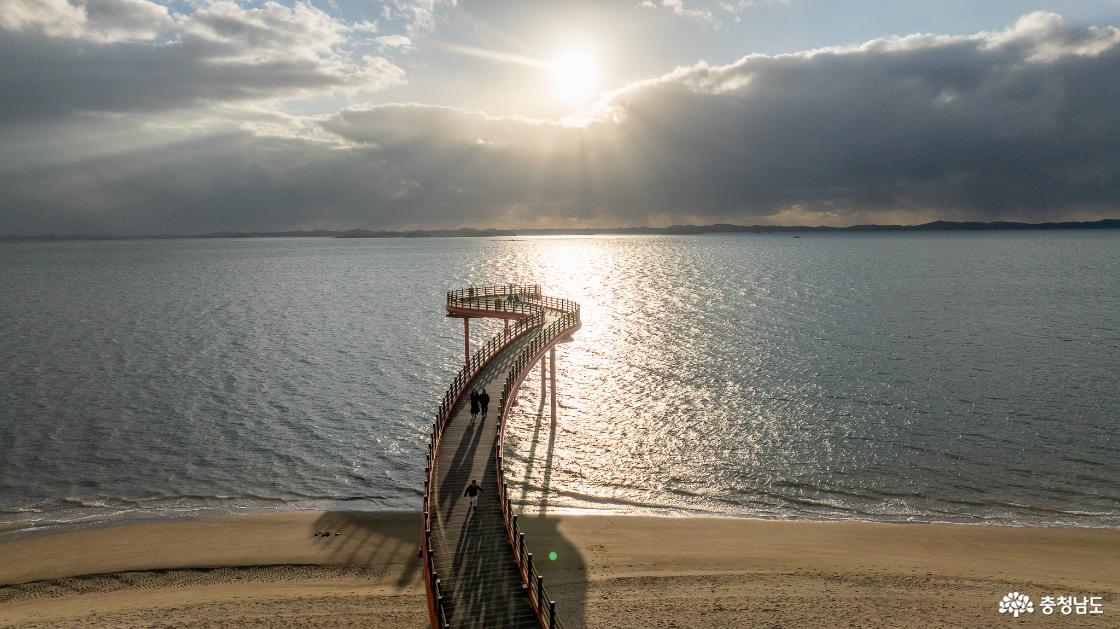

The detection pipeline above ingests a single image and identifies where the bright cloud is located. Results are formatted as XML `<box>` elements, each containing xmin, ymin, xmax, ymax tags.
<box><xmin>376</xmin><ymin>34</ymin><xmax>413</xmax><ymax>49</ymax></box>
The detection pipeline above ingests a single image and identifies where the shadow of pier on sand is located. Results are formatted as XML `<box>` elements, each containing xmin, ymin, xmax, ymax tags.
<box><xmin>310</xmin><ymin>510</ymin><xmax>422</xmax><ymax>591</ymax></box>
<box><xmin>510</xmin><ymin>394</ymin><xmax>589</xmax><ymax>628</ymax></box>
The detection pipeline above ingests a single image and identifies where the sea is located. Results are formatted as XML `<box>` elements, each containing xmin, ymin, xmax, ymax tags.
<box><xmin>1</xmin><ymin>232</ymin><xmax>1118</xmax><ymax>532</ymax></box>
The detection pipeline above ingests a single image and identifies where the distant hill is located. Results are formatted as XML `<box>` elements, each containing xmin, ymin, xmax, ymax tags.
<box><xmin>4</xmin><ymin>219</ymin><xmax>1119</xmax><ymax>241</ymax></box>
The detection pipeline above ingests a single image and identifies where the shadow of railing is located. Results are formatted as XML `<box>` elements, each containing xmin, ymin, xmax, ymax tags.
<box><xmin>507</xmin><ymin>377</ymin><xmax>589</xmax><ymax>628</ymax></box>
<box><xmin>516</xmin><ymin>514</ymin><xmax>588</xmax><ymax>629</ymax></box>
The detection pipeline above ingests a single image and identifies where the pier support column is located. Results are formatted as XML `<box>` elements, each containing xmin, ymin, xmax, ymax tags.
<box><xmin>463</xmin><ymin>318</ymin><xmax>470</xmax><ymax>366</ymax></box>
<box><xmin>549</xmin><ymin>347</ymin><xmax>557</xmax><ymax>426</ymax></box>
<box><xmin>504</xmin><ymin>319</ymin><xmax>509</xmax><ymax>333</ymax></box>
<box><xmin>540</xmin><ymin>357</ymin><xmax>546</xmax><ymax>399</ymax></box>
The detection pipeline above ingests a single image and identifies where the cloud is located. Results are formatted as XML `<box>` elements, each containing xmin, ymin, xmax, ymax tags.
<box><xmin>641</xmin><ymin>0</ymin><xmax>788</xmax><ymax>24</ymax></box>
<box><xmin>85</xmin><ymin>0</ymin><xmax>172</xmax><ymax>41</ymax></box>
<box><xmin>376</xmin><ymin>34</ymin><xmax>413</xmax><ymax>49</ymax></box>
<box><xmin>1</xmin><ymin>11</ymin><xmax>1119</xmax><ymax>234</ymax></box>
<box><xmin>661</xmin><ymin>1</ymin><xmax>713</xmax><ymax>22</ymax></box>
<box><xmin>183</xmin><ymin>0</ymin><xmax>347</xmax><ymax>61</ymax></box>
<box><xmin>382</xmin><ymin>0</ymin><xmax>458</xmax><ymax>37</ymax></box>
<box><xmin>0</xmin><ymin>0</ymin><xmax>405</xmax><ymax>123</ymax></box>
<box><xmin>3</xmin><ymin>0</ymin><xmax>203</xmax><ymax>43</ymax></box>
<box><xmin>0</xmin><ymin>0</ymin><xmax>87</xmax><ymax>38</ymax></box>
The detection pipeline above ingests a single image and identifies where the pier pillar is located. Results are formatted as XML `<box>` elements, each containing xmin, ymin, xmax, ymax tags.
<box><xmin>463</xmin><ymin>318</ymin><xmax>470</xmax><ymax>366</ymax></box>
<box><xmin>504</xmin><ymin>319</ymin><xmax>509</xmax><ymax>333</ymax></box>
<box><xmin>549</xmin><ymin>347</ymin><xmax>557</xmax><ymax>426</ymax></box>
<box><xmin>540</xmin><ymin>357</ymin><xmax>546</xmax><ymax>399</ymax></box>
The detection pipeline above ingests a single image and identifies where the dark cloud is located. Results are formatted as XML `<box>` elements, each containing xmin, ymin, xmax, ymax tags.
<box><xmin>593</xmin><ymin>13</ymin><xmax>1120</xmax><ymax>220</ymax></box>
<box><xmin>1</xmin><ymin>11</ymin><xmax>1119</xmax><ymax>234</ymax></box>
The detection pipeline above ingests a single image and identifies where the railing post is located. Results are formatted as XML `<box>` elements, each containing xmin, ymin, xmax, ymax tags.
<box><xmin>550</xmin><ymin>601</ymin><xmax>557</xmax><ymax>628</ymax></box>
<box><xmin>537</xmin><ymin>574</ymin><xmax>544</xmax><ymax>610</ymax></box>
<box><xmin>526</xmin><ymin>553</ymin><xmax>534</xmax><ymax>586</ymax></box>
<box><xmin>463</xmin><ymin>317</ymin><xmax>470</xmax><ymax>367</ymax></box>
<box><xmin>549</xmin><ymin>346</ymin><xmax>558</xmax><ymax>426</ymax></box>
<box><xmin>434</xmin><ymin>577</ymin><xmax>444</xmax><ymax>624</ymax></box>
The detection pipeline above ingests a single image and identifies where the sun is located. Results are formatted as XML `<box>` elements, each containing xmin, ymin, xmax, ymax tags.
<box><xmin>550</xmin><ymin>51</ymin><xmax>600</xmax><ymax>106</ymax></box>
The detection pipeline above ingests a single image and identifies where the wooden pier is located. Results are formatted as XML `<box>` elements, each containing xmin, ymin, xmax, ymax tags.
<box><xmin>420</xmin><ymin>285</ymin><xmax>580</xmax><ymax>628</ymax></box>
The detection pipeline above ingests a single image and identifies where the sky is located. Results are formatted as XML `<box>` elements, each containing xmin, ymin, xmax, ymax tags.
<box><xmin>1</xmin><ymin>1</ymin><xmax>1119</xmax><ymax>234</ymax></box>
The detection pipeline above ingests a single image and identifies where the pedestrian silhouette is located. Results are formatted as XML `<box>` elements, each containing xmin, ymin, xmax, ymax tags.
<box><xmin>464</xmin><ymin>479</ymin><xmax>482</xmax><ymax>509</ymax></box>
<box><xmin>469</xmin><ymin>389</ymin><xmax>479</xmax><ymax>421</ymax></box>
<box><xmin>479</xmin><ymin>389</ymin><xmax>490</xmax><ymax>416</ymax></box>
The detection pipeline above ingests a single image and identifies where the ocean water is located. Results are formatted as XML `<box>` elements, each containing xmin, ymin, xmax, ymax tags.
<box><xmin>1</xmin><ymin>233</ymin><xmax>1118</xmax><ymax>531</ymax></box>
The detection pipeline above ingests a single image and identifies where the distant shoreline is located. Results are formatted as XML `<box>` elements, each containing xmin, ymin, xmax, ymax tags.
<box><xmin>3</xmin><ymin>218</ymin><xmax>1119</xmax><ymax>242</ymax></box>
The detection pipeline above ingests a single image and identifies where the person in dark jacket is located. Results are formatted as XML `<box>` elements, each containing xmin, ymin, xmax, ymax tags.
<box><xmin>479</xmin><ymin>389</ymin><xmax>490</xmax><ymax>416</ymax></box>
<box><xmin>469</xmin><ymin>389</ymin><xmax>480</xmax><ymax>421</ymax></box>
<box><xmin>464</xmin><ymin>479</ymin><xmax>482</xmax><ymax>509</ymax></box>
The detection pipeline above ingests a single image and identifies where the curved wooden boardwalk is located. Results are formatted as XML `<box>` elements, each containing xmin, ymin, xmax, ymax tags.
<box><xmin>420</xmin><ymin>286</ymin><xmax>580</xmax><ymax>629</ymax></box>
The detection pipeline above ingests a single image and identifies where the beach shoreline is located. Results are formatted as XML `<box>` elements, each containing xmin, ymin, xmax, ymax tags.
<box><xmin>2</xmin><ymin>510</ymin><xmax>1117</xmax><ymax>627</ymax></box>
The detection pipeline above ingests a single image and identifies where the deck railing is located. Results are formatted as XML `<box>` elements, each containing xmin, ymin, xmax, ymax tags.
<box><xmin>494</xmin><ymin>305</ymin><xmax>581</xmax><ymax>629</ymax></box>
<box><xmin>421</xmin><ymin>286</ymin><xmax>546</xmax><ymax>628</ymax></box>
<box><xmin>447</xmin><ymin>284</ymin><xmax>542</xmax><ymax>302</ymax></box>
<box><xmin>447</xmin><ymin>284</ymin><xmax>545</xmax><ymax>318</ymax></box>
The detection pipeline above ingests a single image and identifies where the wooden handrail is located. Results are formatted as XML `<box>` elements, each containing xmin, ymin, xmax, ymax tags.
<box><xmin>493</xmin><ymin>309</ymin><xmax>580</xmax><ymax>629</ymax></box>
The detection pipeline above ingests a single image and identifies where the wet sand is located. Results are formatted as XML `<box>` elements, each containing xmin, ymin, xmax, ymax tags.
<box><xmin>1</xmin><ymin>511</ymin><xmax>1117</xmax><ymax>627</ymax></box>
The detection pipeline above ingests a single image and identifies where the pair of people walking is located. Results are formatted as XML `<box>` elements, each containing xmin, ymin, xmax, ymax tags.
<box><xmin>469</xmin><ymin>388</ymin><xmax>489</xmax><ymax>421</ymax></box>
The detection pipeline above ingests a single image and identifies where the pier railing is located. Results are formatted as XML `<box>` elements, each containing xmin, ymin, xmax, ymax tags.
<box><xmin>421</xmin><ymin>286</ymin><xmax>546</xmax><ymax>628</ymax></box>
<box><xmin>447</xmin><ymin>284</ymin><xmax>545</xmax><ymax>318</ymax></box>
<box><xmin>495</xmin><ymin>303</ymin><xmax>581</xmax><ymax>629</ymax></box>
<box><xmin>447</xmin><ymin>284</ymin><xmax>542</xmax><ymax>301</ymax></box>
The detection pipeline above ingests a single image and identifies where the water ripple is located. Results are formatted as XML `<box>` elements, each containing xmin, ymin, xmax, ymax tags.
<box><xmin>0</xmin><ymin>233</ymin><xmax>1118</xmax><ymax>530</ymax></box>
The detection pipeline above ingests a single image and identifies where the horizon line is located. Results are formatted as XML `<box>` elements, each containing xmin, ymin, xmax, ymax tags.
<box><xmin>3</xmin><ymin>218</ymin><xmax>1119</xmax><ymax>242</ymax></box>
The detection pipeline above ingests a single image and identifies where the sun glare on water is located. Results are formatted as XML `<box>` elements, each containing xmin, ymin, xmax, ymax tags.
<box><xmin>551</xmin><ymin>51</ymin><xmax>600</xmax><ymax>106</ymax></box>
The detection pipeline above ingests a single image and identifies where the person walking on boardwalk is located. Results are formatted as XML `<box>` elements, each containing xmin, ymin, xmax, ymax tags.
<box><xmin>469</xmin><ymin>389</ymin><xmax>480</xmax><ymax>421</ymax></box>
<box><xmin>464</xmin><ymin>479</ymin><xmax>482</xmax><ymax>510</ymax></box>
<box><xmin>479</xmin><ymin>389</ymin><xmax>490</xmax><ymax>416</ymax></box>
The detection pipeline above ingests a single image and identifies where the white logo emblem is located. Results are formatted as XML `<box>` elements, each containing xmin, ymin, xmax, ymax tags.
<box><xmin>999</xmin><ymin>592</ymin><xmax>1035</xmax><ymax>618</ymax></box>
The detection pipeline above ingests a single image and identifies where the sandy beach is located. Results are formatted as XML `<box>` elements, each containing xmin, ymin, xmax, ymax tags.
<box><xmin>1</xmin><ymin>511</ymin><xmax>1117</xmax><ymax>627</ymax></box>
